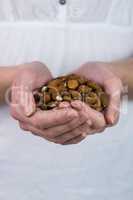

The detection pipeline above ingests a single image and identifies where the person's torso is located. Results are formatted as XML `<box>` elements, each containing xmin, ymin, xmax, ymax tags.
<box><xmin>0</xmin><ymin>0</ymin><xmax>133</xmax><ymax>75</ymax></box>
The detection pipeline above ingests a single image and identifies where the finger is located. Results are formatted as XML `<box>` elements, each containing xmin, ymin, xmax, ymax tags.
<box><xmin>104</xmin><ymin>78</ymin><xmax>122</xmax><ymax>125</ymax></box>
<box><xmin>11</xmin><ymin>85</ymin><xmax>36</xmax><ymax>118</ymax></box>
<box><xmin>19</xmin><ymin>109</ymin><xmax>90</xmax><ymax>141</ymax></box>
<box><xmin>54</xmin><ymin>121</ymin><xmax>93</xmax><ymax>144</ymax></box>
<box><xmin>71</xmin><ymin>100</ymin><xmax>106</xmax><ymax>129</ymax></box>
<box><xmin>10</xmin><ymin>104</ymin><xmax>28</xmax><ymax>122</ymax></box>
<box><xmin>20</xmin><ymin>118</ymin><xmax>91</xmax><ymax>143</ymax></box>
<box><xmin>12</xmin><ymin>106</ymin><xmax>78</xmax><ymax>130</ymax></box>
<box><xmin>20</xmin><ymin>121</ymin><xmax>83</xmax><ymax>145</ymax></box>
<box><xmin>63</xmin><ymin>126</ymin><xmax>106</xmax><ymax>145</ymax></box>
<box><xmin>58</xmin><ymin>102</ymin><xmax>71</xmax><ymax>109</ymax></box>
<box><xmin>106</xmin><ymin>94</ymin><xmax>120</xmax><ymax>125</ymax></box>
<box><xmin>19</xmin><ymin>121</ymin><xmax>105</xmax><ymax>145</ymax></box>
<box><xmin>29</xmin><ymin>108</ymin><xmax>78</xmax><ymax>129</ymax></box>
<box><xmin>43</xmin><ymin>108</ymin><xmax>89</xmax><ymax>138</ymax></box>
<box><xmin>53</xmin><ymin>102</ymin><xmax>71</xmax><ymax>111</ymax></box>
<box><xmin>23</xmin><ymin>90</ymin><xmax>36</xmax><ymax>117</ymax></box>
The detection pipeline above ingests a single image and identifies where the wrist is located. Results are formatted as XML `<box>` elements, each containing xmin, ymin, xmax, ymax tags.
<box><xmin>108</xmin><ymin>59</ymin><xmax>133</xmax><ymax>85</ymax></box>
<box><xmin>104</xmin><ymin>59</ymin><xmax>133</xmax><ymax>94</ymax></box>
<box><xmin>108</xmin><ymin>62</ymin><xmax>124</xmax><ymax>81</ymax></box>
<box><xmin>1</xmin><ymin>66</ymin><xmax>18</xmax><ymax>86</ymax></box>
<box><xmin>95</xmin><ymin>61</ymin><xmax>124</xmax><ymax>81</ymax></box>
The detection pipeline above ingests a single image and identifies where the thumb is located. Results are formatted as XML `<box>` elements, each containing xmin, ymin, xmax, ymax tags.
<box><xmin>11</xmin><ymin>85</ymin><xmax>36</xmax><ymax>117</ymax></box>
<box><xmin>18</xmin><ymin>85</ymin><xmax>36</xmax><ymax>117</ymax></box>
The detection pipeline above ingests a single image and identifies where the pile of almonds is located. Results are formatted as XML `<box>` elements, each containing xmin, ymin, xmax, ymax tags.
<box><xmin>34</xmin><ymin>74</ymin><xmax>109</xmax><ymax>112</ymax></box>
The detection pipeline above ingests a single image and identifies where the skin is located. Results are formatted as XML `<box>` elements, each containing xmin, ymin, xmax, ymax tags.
<box><xmin>0</xmin><ymin>66</ymin><xmax>17</xmax><ymax>103</ymax></box>
<box><xmin>10</xmin><ymin>62</ymin><xmax>90</xmax><ymax>144</ymax></box>
<box><xmin>65</xmin><ymin>62</ymin><xmax>123</xmax><ymax>144</ymax></box>
<box><xmin>1</xmin><ymin>59</ymin><xmax>132</xmax><ymax>145</ymax></box>
<box><xmin>10</xmin><ymin>62</ymin><xmax>111</xmax><ymax>145</ymax></box>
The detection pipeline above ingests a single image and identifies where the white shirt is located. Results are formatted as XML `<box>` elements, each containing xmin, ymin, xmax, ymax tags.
<box><xmin>0</xmin><ymin>1</ymin><xmax>133</xmax><ymax>200</ymax></box>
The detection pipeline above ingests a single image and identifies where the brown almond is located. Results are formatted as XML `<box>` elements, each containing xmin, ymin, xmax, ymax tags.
<box><xmin>60</xmin><ymin>90</ymin><xmax>69</xmax><ymax>96</ymax></box>
<box><xmin>85</xmin><ymin>96</ymin><xmax>97</xmax><ymax>105</ymax></box>
<box><xmin>78</xmin><ymin>78</ymin><xmax>87</xmax><ymax>85</ymax></box>
<box><xmin>69</xmin><ymin>90</ymin><xmax>82</xmax><ymax>100</ymax></box>
<box><xmin>100</xmin><ymin>93</ymin><xmax>109</xmax><ymax>108</ymax></box>
<box><xmin>48</xmin><ymin>79</ymin><xmax>62</xmax><ymax>88</ymax></box>
<box><xmin>87</xmin><ymin>81</ymin><xmax>103</xmax><ymax>92</ymax></box>
<box><xmin>58</xmin><ymin>85</ymin><xmax>67</xmax><ymax>93</ymax></box>
<box><xmin>78</xmin><ymin>85</ymin><xmax>92</xmax><ymax>94</ymax></box>
<box><xmin>35</xmin><ymin>74</ymin><xmax>109</xmax><ymax>112</ymax></box>
<box><xmin>48</xmin><ymin>88</ymin><xmax>58</xmax><ymax>101</ymax></box>
<box><xmin>43</xmin><ymin>93</ymin><xmax>51</xmax><ymax>104</ymax></box>
<box><xmin>63</xmin><ymin>95</ymin><xmax>72</xmax><ymax>102</ymax></box>
<box><xmin>67</xmin><ymin>79</ymin><xmax>79</xmax><ymax>90</ymax></box>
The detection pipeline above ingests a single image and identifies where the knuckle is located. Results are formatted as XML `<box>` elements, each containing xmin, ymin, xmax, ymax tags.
<box><xmin>77</xmin><ymin>117</ymin><xmax>84</xmax><ymax>125</ymax></box>
<box><xmin>65</xmin><ymin>109</ymin><xmax>76</xmax><ymax>120</ymax></box>
<box><xmin>81</xmin><ymin>110</ymin><xmax>89</xmax><ymax>121</ymax></box>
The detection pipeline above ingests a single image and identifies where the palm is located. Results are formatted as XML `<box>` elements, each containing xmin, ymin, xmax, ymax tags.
<box><xmin>73</xmin><ymin>62</ymin><xmax>122</xmax><ymax>125</ymax></box>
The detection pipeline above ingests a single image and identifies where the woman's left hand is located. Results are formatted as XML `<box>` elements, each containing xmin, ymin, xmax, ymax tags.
<box><xmin>62</xmin><ymin>62</ymin><xmax>123</xmax><ymax>145</ymax></box>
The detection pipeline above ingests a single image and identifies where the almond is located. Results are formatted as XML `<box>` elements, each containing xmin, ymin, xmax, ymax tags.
<box><xmin>67</xmin><ymin>79</ymin><xmax>79</xmax><ymax>89</ymax></box>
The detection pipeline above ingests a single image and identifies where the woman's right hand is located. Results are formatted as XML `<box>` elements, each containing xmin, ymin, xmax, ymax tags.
<box><xmin>10</xmin><ymin>61</ymin><xmax>89</xmax><ymax>144</ymax></box>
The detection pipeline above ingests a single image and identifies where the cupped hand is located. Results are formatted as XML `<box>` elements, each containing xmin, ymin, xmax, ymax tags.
<box><xmin>10</xmin><ymin>61</ymin><xmax>90</xmax><ymax>144</ymax></box>
<box><xmin>62</xmin><ymin>62</ymin><xmax>123</xmax><ymax>145</ymax></box>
